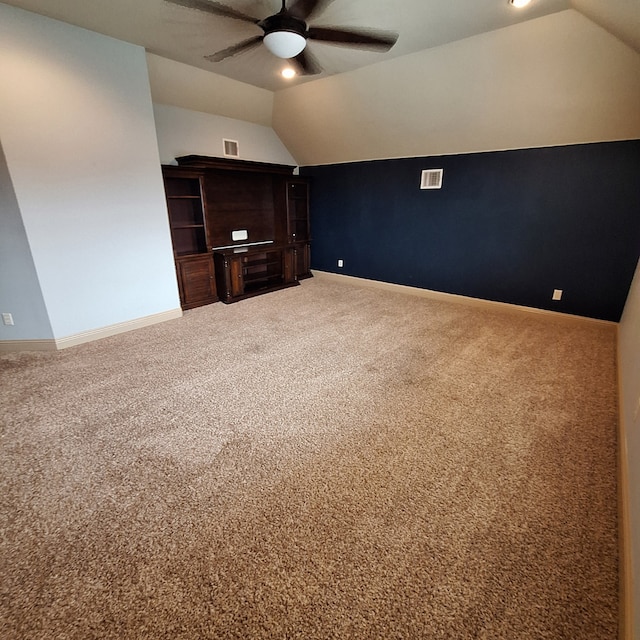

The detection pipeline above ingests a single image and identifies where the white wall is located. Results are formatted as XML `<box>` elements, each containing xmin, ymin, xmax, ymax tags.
<box><xmin>147</xmin><ymin>53</ymin><xmax>274</xmax><ymax>128</ymax></box>
<box><xmin>154</xmin><ymin>103</ymin><xmax>297</xmax><ymax>167</ymax></box>
<box><xmin>0</xmin><ymin>4</ymin><xmax>180</xmax><ymax>340</ymax></box>
<box><xmin>273</xmin><ymin>10</ymin><xmax>640</xmax><ymax>166</ymax></box>
<box><xmin>619</xmin><ymin>259</ymin><xmax>640</xmax><ymax>639</ymax></box>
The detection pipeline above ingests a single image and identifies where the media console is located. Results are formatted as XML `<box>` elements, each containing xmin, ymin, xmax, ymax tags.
<box><xmin>213</xmin><ymin>244</ymin><xmax>298</xmax><ymax>304</ymax></box>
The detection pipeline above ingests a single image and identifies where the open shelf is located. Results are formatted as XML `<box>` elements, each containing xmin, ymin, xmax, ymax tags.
<box><xmin>171</xmin><ymin>227</ymin><xmax>207</xmax><ymax>256</ymax></box>
<box><xmin>164</xmin><ymin>177</ymin><xmax>202</xmax><ymax>198</ymax></box>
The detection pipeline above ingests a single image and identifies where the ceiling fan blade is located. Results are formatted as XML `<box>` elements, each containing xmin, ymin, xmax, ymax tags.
<box><xmin>205</xmin><ymin>35</ymin><xmax>264</xmax><ymax>62</ymax></box>
<box><xmin>291</xmin><ymin>48</ymin><xmax>322</xmax><ymax>75</ymax></box>
<box><xmin>164</xmin><ymin>0</ymin><xmax>260</xmax><ymax>24</ymax></box>
<box><xmin>287</xmin><ymin>0</ymin><xmax>334</xmax><ymax>21</ymax></box>
<box><xmin>307</xmin><ymin>26</ymin><xmax>398</xmax><ymax>50</ymax></box>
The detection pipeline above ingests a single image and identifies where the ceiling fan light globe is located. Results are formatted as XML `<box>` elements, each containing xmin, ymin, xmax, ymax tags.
<box><xmin>263</xmin><ymin>31</ymin><xmax>306</xmax><ymax>58</ymax></box>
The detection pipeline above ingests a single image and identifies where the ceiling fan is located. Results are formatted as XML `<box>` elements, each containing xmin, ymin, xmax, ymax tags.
<box><xmin>164</xmin><ymin>0</ymin><xmax>398</xmax><ymax>75</ymax></box>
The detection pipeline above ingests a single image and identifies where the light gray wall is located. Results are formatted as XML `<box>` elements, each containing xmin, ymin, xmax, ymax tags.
<box><xmin>273</xmin><ymin>10</ymin><xmax>640</xmax><ymax>166</ymax></box>
<box><xmin>0</xmin><ymin>4</ymin><xmax>180</xmax><ymax>340</ymax></box>
<box><xmin>0</xmin><ymin>142</ymin><xmax>52</xmax><ymax>341</ymax></box>
<box><xmin>619</xmin><ymin>259</ymin><xmax>640</xmax><ymax>639</ymax></box>
<box><xmin>154</xmin><ymin>103</ymin><xmax>297</xmax><ymax>167</ymax></box>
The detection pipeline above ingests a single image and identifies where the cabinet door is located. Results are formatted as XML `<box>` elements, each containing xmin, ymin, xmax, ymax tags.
<box><xmin>176</xmin><ymin>255</ymin><xmax>217</xmax><ymax>310</ymax></box>
<box><xmin>294</xmin><ymin>242</ymin><xmax>311</xmax><ymax>280</ymax></box>
<box><xmin>283</xmin><ymin>247</ymin><xmax>296</xmax><ymax>284</ymax></box>
<box><xmin>230</xmin><ymin>257</ymin><xmax>244</xmax><ymax>297</ymax></box>
<box><xmin>286</xmin><ymin>180</ymin><xmax>309</xmax><ymax>243</ymax></box>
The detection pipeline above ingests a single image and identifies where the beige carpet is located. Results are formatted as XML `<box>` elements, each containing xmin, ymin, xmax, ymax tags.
<box><xmin>0</xmin><ymin>276</ymin><xmax>619</xmax><ymax>639</ymax></box>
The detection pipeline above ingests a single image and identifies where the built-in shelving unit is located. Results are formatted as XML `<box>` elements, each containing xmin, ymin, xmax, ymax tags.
<box><xmin>161</xmin><ymin>157</ymin><xmax>311</xmax><ymax>309</ymax></box>
<box><xmin>162</xmin><ymin>167</ymin><xmax>217</xmax><ymax>309</ymax></box>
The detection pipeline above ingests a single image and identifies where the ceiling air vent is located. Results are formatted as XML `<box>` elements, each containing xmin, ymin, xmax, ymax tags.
<box><xmin>420</xmin><ymin>169</ymin><xmax>443</xmax><ymax>190</ymax></box>
<box><xmin>223</xmin><ymin>139</ymin><xmax>239</xmax><ymax>158</ymax></box>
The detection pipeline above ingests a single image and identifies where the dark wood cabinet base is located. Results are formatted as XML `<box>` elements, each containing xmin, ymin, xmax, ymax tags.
<box><xmin>214</xmin><ymin>244</ymin><xmax>299</xmax><ymax>304</ymax></box>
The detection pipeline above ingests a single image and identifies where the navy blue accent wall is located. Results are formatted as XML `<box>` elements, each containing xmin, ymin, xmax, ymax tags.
<box><xmin>302</xmin><ymin>140</ymin><xmax>640</xmax><ymax>322</ymax></box>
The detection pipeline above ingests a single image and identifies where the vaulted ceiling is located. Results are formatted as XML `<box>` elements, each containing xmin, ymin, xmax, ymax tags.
<box><xmin>1</xmin><ymin>0</ymin><xmax>638</xmax><ymax>92</ymax></box>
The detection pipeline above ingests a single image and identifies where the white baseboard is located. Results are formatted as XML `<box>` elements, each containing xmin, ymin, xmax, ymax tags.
<box><xmin>311</xmin><ymin>271</ymin><xmax>616</xmax><ymax>326</ymax></box>
<box><xmin>0</xmin><ymin>339</ymin><xmax>58</xmax><ymax>352</ymax></box>
<box><xmin>618</xmin><ymin>428</ymin><xmax>633</xmax><ymax>640</ymax></box>
<box><xmin>0</xmin><ymin>308</ymin><xmax>183</xmax><ymax>353</ymax></box>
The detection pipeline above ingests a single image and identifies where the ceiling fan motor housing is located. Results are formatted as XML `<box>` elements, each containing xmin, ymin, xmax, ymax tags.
<box><xmin>260</xmin><ymin>13</ymin><xmax>307</xmax><ymax>37</ymax></box>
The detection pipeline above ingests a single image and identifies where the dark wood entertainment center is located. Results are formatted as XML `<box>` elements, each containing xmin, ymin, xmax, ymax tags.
<box><xmin>162</xmin><ymin>155</ymin><xmax>310</xmax><ymax>308</ymax></box>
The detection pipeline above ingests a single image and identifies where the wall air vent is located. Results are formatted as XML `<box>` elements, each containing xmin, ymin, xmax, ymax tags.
<box><xmin>420</xmin><ymin>169</ymin><xmax>444</xmax><ymax>190</ymax></box>
<box><xmin>223</xmin><ymin>139</ymin><xmax>239</xmax><ymax>158</ymax></box>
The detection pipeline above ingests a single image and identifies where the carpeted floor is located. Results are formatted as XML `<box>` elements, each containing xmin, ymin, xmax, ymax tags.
<box><xmin>0</xmin><ymin>275</ymin><xmax>619</xmax><ymax>639</ymax></box>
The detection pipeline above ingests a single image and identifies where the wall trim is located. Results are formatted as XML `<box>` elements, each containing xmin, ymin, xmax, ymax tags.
<box><xmin>617</xmin><ymin>335</ymin><xmax>634</xmax><ymax>640</ymax></box>
<box><xmin>0</xmin><ymin>308</ymin><xmax>183</xmax><ymax>353</ymax></box>
<box><xmin>0</xmin><ymin>339</ymin><xmax>58</xmax><ymax>353</ymax></box>
<box><xmin>311</xmin><ymin>271</ymin><xmax>617</xmax><ymax>326</ymax></box>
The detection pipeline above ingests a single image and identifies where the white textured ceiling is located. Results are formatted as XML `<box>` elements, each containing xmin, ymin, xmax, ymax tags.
<box><xmin>0</xmin><ymin>0</ymin><xmax>637</xmax><ymax>92</ymax></box>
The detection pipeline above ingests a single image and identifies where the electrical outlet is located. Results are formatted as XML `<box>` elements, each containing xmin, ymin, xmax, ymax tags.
<box><xmin>552</xmin><ymin>289</ymin><xmax>563</xmax><ymax>301</ymax></box>
<box><xmin>337</xmin><ymin>259</ymin><xmax>344</xmax><ymax>268</ymax></box>
<box><xmin>2</xmin><ymin>312</ymin><xmax>14</xmax><ymax>326</ymax></box>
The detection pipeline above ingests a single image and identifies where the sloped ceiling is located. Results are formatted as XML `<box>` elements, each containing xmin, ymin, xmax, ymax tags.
<box><xmin>1</xmin><ymin>0</ymin><xmax>637</xmax><ymax>93</ymax></box>
<box><xmin>2</xmin><ymin>0</ymin><xmax>638</xmax><ymax>166</ymax></box>
<box><xmin>571</xmin><ymin>0</ymin><xmax>640</xmax><ymax>52</ymax></box>
<box><xmin>271</xmin><ymin>10</ymin><xmax>640</xmax><ymax>165</ymax></box>
<box><xmin>0</xmin><ymin>0</ymin><xmax>581</xmax><ymax>92</ymax></box>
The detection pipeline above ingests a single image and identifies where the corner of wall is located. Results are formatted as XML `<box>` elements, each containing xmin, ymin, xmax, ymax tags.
<box><xmin>0</xmin><ymin>141</ymin><xmax>53</xmax><ymax>341</ymax></box>
<box><xmin>617</xmin><ymin>258</ymin><xmax>640</xmax><ymax>640</ymax></box>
